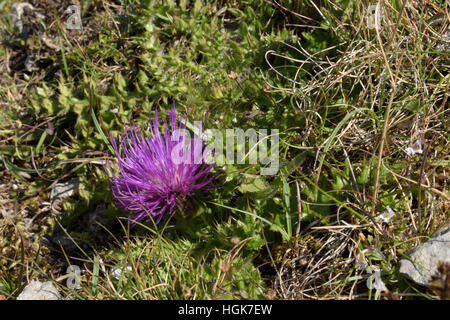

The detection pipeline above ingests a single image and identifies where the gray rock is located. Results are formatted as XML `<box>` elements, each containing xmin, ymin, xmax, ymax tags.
<box><xmin>400</xmin><ymin>227</ymin><xmax>450</xmax><ymax>286</ymax></box>
<box><xmin>50</xmin><ymin>178</ymin><xmax>79</xmax><ymax>202</ymax></box>
<box><xmin>16</xmin><ymin>279</ymin><xmax>61</xmax><ymax>300</ymax></box>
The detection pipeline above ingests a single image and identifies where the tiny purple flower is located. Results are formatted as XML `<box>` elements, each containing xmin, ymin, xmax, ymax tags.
<box><xmin>377</xmin><ymin>206</ymin><xmax>395</xmax><ymax>223</ymax></box>
<box><xmin>45</xmin><ymin>120</ymin><xmax>54</xmax><ymax>135</ymax></box>
<box><xmin>104</xmin><ymin>103</ymin><xmax>215</xmax><ymax>225</ymax></box>
<box><xmin>405</xmin><ymin>140</ymin><xmax>423</xmax><ymax>156</ymax></box>
<box><xmin>356</xmin><ymin>253</ymin><xmax>368</xmax><ymax>270</ymax></box>
<box><xmin>99</xmin><ymin>82</ymin><xmax>107</xmax><ymax>92</ymax></box>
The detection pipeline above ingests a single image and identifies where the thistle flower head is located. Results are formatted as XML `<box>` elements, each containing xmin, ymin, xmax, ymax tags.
<box><xmin>104</xmin><ymin>103</ymin><xmax>214</xmax><ymax>224</ymax></box>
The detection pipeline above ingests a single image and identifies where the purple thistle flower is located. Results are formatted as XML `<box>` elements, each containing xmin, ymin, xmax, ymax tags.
<box><xmin>104</xmin><ymin>103</ymin><xmax>215</xmax><ymax>225</ymax></box>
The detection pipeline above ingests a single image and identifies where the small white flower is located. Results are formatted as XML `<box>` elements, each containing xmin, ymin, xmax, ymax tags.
<box><xmin>111</xmin><ymin>265</ymin><xmax>132</xmax><ymax>280</ymax></box>
<box><xmin>366</xmin><ymin>267</ymin><xmax>387</xmax><ymax>291</ymax></box>
<box><xmin>405</xmin><ymin>140</ymin><xmax>423</xmax><ymax>156</ymax></box>
<box><xmin>356</xmin><ymin>253</ymin><xmax>368</xmax><ymax>270</ymax></box>
<box><xmin>377</xmin><ymin>206</ymin><xmax>395</xmax><ymax>223</ymax></box>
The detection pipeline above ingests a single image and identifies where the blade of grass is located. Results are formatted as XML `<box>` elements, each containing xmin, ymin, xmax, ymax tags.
<box><xmin>89</xmin><ymin>86</ymin><xmax>116</xmax><ymax>156</ymax></box>
<box><xmin>35</xmin><ymin>131</ymin><xmax>48</xmax><ymax>154</ymax></box>
<box><xmin>91</xmin><ymin>255</ymin><xmax>99</xmax><ymax>296</ymax></box>
<box><xmin>282</xmin><ymin>176</ymin><xmax>292</xmax><ymax>239</ymax></box>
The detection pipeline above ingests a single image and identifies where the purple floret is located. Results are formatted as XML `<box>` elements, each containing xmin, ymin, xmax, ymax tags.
<box><xmin>104</xmin><ymin>103</ymin><xmax>214</xmax><ymax>224</ymax></box>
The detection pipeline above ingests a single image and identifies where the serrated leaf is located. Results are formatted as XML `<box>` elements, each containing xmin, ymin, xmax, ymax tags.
<box><xmin>238</xmin><ymin>177</ymin><xmax>269</xmax><ymax>193</ymax></box>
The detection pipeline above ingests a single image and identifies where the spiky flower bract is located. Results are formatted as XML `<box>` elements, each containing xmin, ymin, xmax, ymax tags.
<box><xmin>104</xmin><ymin>104</ymin><xmax>214</xmax><ymax>224</ymax></box>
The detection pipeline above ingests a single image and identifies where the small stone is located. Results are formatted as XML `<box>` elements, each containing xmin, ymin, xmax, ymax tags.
<box><xmin>400</xmin><ymin>227</ymin><xmax>450</xmax><ymax>286</ymax></box>
<box><xmin>16</xmin><ymin>279</ymin><xmax>61</xmax><ymax>300</ymax></box>
<box><xmin>50</xmin><ymin>178</ymin><xmax>79</xmax><ymax>202</ymax></box>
